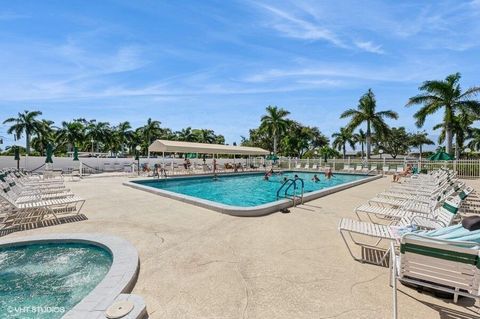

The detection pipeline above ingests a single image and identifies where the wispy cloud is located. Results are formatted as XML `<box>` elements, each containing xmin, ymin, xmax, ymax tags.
<box><xmin>0</xmin><ymin>11</ymin><xmax>29</xmax><ymax>21</ymax></box>
<box><xmin>354</xmin><ymin>41</ymin><xmax>385</xmax><ymax>54</ymax></box>
<box><xmin>254</xmin><ymin>3</ymin><xmax>346</xmax><ymax>47</ymax></box>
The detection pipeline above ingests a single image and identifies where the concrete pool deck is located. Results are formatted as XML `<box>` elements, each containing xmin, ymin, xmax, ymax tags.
<box><xmin>4</xmin><ymin>175</ymin><xmax>480</xmax><ymax>319</ymax></box>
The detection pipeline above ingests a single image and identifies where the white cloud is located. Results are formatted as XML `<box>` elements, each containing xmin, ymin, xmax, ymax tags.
<box><xmin>255</xmin><ymin>3</ymin><xmax>346</xmax><ymax>47</ymax></box>
<box><xmin>0</xmin><ymin>11</ymin><xmax>29</xmax><ymax>20</ymax></box>
<box><xmin>354</xmin><ymin>41</ymin><xmax>385</xmax><ymax>54</ymax></box>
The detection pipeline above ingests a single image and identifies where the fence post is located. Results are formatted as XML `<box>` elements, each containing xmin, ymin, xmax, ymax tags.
<box><xmin>288</xmin><ymin>157</ymin><xmax>291</xmax><ymax>169</ymax></box>
<box><xmin>453</xmin><ymin>160</ymin><xmax>457</xmax><ymax>174</ymax></box>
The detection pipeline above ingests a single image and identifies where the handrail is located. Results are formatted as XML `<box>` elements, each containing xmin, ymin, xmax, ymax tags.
<box><xmin>276</xmin><ymin>177</ymin><xmax>305</xmax><ymax>206</ymax></box>
<box><xmin>276</xmin><ymin>178</ymin><xmax>294</xmax><ymax>199</ymax></box>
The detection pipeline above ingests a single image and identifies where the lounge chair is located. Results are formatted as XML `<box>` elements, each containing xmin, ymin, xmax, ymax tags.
<box><xmin>355</xmin><ymin>164</ymin><xmax>363</xmax><ymax>172</ymax></box>
<box><xmin>338</xmin><ymin>198</ymin><xmax>461</xmax><ymax>265</ymax></box>
<box><xmin>391</xmin><ymin>234</ymin><xmax>480</xmax><ymax>318</ymax></box>
<box><xmin>311</xmin><ymin>164</ymin><xmax>318</xmax><ymax>170</ymax></box>
<box><xmin>295</xmin><ymin>163</ymin><xmax>301</xmax><ymax>169</ymax></box>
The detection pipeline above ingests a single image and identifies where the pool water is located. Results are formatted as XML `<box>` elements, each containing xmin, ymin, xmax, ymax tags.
<box><xmin>135</xmin><ymin>171</ymin><xmax>366</xmax><ymax>207</ymax></box>
<box><xmin>0</xmin><ymin>242</ymin><xmax>112</xmax><ymax>319</ymax></box>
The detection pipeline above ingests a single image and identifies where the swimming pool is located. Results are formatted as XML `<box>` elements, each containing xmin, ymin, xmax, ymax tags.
<box><xmin>126</xmin><ymin>171</ymin><xmax>381</xmax><ymax>216</ymax></box>
<box><xmin>0</xmin><ymin>242</ymin><xmax>112</xmax><ymax>319</ymax></box>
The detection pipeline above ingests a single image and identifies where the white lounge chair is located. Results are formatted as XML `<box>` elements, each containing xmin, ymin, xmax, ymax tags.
<box><xmin>338</xmin><ymin>198</ymin><xmax>461</xmax><ymax>265</ymax></box>
<box><xmin>391</xmin><ymin>235</ymin><xmax>480</xmax><ymax>318</ymax></box>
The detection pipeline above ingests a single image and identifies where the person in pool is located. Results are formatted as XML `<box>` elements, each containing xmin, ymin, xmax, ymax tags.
<box><xmin>325</xmin><ymin>167</ymin><xmax>333</xmax><ymax>179</ymax></box>
<box><xmin>312</xmin><ymin>174</ymin><xmax>320</xmax><ymax>183</ymax></box>
<box><xmin>294</xmin><ymin>174</ymin><xmax>299</xmax><ymax>179</ymax></box>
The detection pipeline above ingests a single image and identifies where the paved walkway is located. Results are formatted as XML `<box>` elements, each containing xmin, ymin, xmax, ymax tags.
<box><xmin>5</xmin><ymin>175</ymin><xmax>480</xmax><ymax>319</ymax></box>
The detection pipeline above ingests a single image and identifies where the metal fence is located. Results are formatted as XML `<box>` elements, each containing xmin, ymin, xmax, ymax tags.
<box><xmin>278</xmin><ymin>158</ymin><xmax>480</xmax><ymax>179</ymax></box>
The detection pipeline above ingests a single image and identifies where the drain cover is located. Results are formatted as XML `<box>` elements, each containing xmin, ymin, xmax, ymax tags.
<box><xmin>105</xmin><ymin>300</ymin><xmax>134</xmax><ymax>319</ymax></box>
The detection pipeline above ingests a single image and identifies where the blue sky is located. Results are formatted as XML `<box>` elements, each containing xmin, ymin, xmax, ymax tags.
<box><xmin>1</xmin><ymin>0</ymin><xmax>480</xmax><ymax>148</ymax></box>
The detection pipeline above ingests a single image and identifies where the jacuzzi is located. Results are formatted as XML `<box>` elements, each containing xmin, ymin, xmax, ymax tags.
<box><xmin>0</xmin><ymin>233</ymin><xmax>148</xmax><ymax>319</ymax></box>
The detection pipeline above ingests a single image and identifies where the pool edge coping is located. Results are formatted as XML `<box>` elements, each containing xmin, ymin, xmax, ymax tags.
<box><xmin>0</xmin><ymin>233</ymin><xmax>147</xmax><ymax>319</ymax></box>
<box><xmin>123</xmin><ymin>173</ymin><xmax>382</xmax><ymax>217</ymax></box>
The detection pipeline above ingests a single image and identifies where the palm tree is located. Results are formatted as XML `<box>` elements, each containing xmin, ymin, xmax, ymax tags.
<box><xmin>177</xmin><ymin>127</ymin><xmax>196</xmax><ymax>142</ymax></box>
<box><xmin>406</xmin><ymin>73</ymin><xmax>480</xmax><ymax>155</ymax></box>
<box><xmin>318</xmin><ymin>146</ymin><xmax>340</xmax><ymax>163</ymax></box>
<box><xmin>193</xmin><ymin>129</ymin><xmax>216</xmax><ymax>143</ymax></box>
<box><xmin>468</xmin><ymin>128</ymin><xmax>480</xmax><ymax>151</ymax></box>
<box><xmin>3</xmin><ymin>110</ymin><xmax>44</xmax><ymax>155</ymax></box>
<box><xmin>142</xmin><ymin>118</ymin><xmax>162</xmax><ymax>144</ymax></box>
<box><xmin>353</xmin><ymin>129</ymin><xmax>367</xmax><ymax>158</ymax></box>
<box><xmin>115</xmin><ymin>121</ymin><xmax>133</xmax><ymax>154</ymax></box>
<box><xmin>260</xmin><ymin>105</ymin><xmax>290</xmax><ymax>155</ymax></box>
<box><xmin>56</xmin><ymin>121</ymin><xmax>86</xmax><ymax>152</ymax></box>
<box><xmin>433</xmin><ymin>107</ymin><xmax>475</xmax><ymax>159</ymax></box>
<box><xmin>341</xmin><ymin>89</ymin><xmax>398</xmax><ymax>159</ymax></box>
<box><xmin>332</xmin><ymin>127</ymin><xmax>356</xmax><ymax>159</ymax></box>
<box><xmin>31</xmin><ymin>119</ymin><xmax>56</xmax><ymax>155</ymax></box>
<box><xmin>409</xmin><ymin>131</ymin><xmax>434</xmax><ymax>159</ymax></box>
<box><xmin>86</xmin><ymin>121</ymin><xmax>112</xmax><ymax>153</ymax></box>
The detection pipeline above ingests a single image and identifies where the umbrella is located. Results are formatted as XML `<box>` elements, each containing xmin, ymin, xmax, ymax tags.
<box><xmin>266</xmin><ymin>154</ymin><xmax>279</xmax><ymax>161</ymax></box>
<box><xmin>428</xmin><ymin>151</ymin><xmax>454</xmax><ymax>161</ymax></box>
<box><xmin>45</xmin><ymin>144</ymin><xmax>53</xmax><ymax>163</ymax></box>
<box><xmin>73</xmin><ymin>146</ymin><xmax>79</xmax><ymax>161</ymax></box>
<box><xmin>14</xmin><ymin>147</ymin><xmax>20</xmax><ymax>161</ymax></box>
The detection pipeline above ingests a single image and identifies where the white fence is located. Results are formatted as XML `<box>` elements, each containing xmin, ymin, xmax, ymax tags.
<box><xmin>0</xmin><ymin>156</ymin><xmax>265</xmax><ymax>175</ymax></box>
<box><xmin>278</xmin><ymin>158</ymin><xmax>480</xmax><ymax>179</ymax></box>
<box><xmin>1</xmin><ymin>156</ymin><xmax>479</xmax><ymax>179</ymax></box>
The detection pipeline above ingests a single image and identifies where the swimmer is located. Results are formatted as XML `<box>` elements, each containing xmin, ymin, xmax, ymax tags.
<box><xmin>312</xmin><ymin>174</ymin><xmax>320</xmax><ymax>183</ymax></box>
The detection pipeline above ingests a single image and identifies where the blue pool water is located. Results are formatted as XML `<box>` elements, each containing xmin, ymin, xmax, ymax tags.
<box><xmin>0</xmin><ymin>242</ymin><xmax>112</xmax><ymax>319</ymax></box>
<box><xmin>135</xmin><ymin>171</ymin><xmax>366</xmax><ymax>207</ymax></box>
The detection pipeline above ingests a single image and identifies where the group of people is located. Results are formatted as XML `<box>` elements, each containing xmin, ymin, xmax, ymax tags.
<box><xmin>263</xmin><ymin>167</ymin><xmax>334</xmax><ymax>182</ymax></box>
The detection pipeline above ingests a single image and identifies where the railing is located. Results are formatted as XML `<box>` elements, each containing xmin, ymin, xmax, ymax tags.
<box><xmin>278</xmin><ymin>158</ymin><xmax>480</xmax><ymax>179</ymax></box>
<box><xmin>276</xmin><ymin>177</ymin><xmax>304</xmax><ymax>206</ymax></box>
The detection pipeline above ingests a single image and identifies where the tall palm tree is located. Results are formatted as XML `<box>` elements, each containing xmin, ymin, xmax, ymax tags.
<box><xmin>3</xmin><ymin>110</ymin><xmax>43</xmax><ymax>155</ymax></box>
<box><xmin>260</xmin><ymin>105</ymin><xmax>290</xmax><ymax>155</ymax></box>
<box><xmin>142</xmin><ymin>118</ymin><xmax>162</xmax><ymax>144</ymax></box>
<box><xmin>56</xmin><ymin>121</ymin><xmax>86</xmax><ymax>152</ymax></box>
<box><xmin>468</xmin><ymin>128</ymin><xmax>480</xmax><ymax>151</ymax></box>
<box><xmin>406</xmin><ymin>73</ymin><xmax>480</xmax><ymax>155</ymax></box>
<box><xmin>115</xmin><ymin>121</ymin><xmax>133</xmax><ymax>155</ymax></box>
<box><xmin>353</xmin><ymin>129</ymin><xmax>367</xmax><ymax>158</ymax></box>
<box><xmin>177</xmin><ymin>127</ymin><xmax>195</xmax><ymax>142</ymax></box>
<box><xmin>409</xmin><ymin>131</ymin><xmax>434</xmax><ymax>159</ymax></box>
<box><xmin>86</xmin><ymin>121</ymin><xmax>112</xmax><ymax>153</ymax></box>
<box><xmin>332</xmin><ymin>127</ymin><xmax>356</xmax><ymax>159</ymax></box>
<box><xmin>193</xmin><ymin>129</ymin><xmax>216</xmax><ymax>144</ymax></box>
<box><xmin>433</xmin><ymin>106</ymin><xmax>475</xmax><ymax>159</ymax></box>
<box><xmin>31</xmin><ymin>119</ymin><xmax>56</xmax><ymax>155</ymax></box>
<box><xmin>341</xmin><ymin>89</ymin><xmax>398</xmax><ymax>159</ymax></box>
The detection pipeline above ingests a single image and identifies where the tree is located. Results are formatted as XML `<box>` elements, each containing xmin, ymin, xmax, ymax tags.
<box><xmin>353</xmin><ymin>129</ymin><xmax>367</xmax><ymax>159</ymax></box>
<box><xmin>259</xmin><ymin>105</ymin><xmax>290</xmax><ymax>155</ymax></box>
<box><xmin>377</xmin><ymin>127</ymin><xmax>410</xmax><ymax>159</ymax></box>
<box><xmin>468</xmin><ymin>128</ymin><xmax>480</xmax><ymax>151</ymax></box>
<box><xmin>3</xmin><ymin>110</ymin><xmax>44</xmax><ymax>155</ymax></box>
<box><xmin>176</xmin><ymin>127</ymin><xmax>196</xmax><ymax>142</ymax></box>
<box><xmin>332</xmin><ymin>127</ymin><xmax>356</xmax><ymax>159</ymax></box>
<box><xmin>86</xmin><ymin>121</ymin><xmax>112</xmax><ymax>153</ymax></box>
<box><xmin>406</xmin><ymin>73</ymin><xmax>480</xmax><ymax>155</ymax></box>
<box><xmin>433</xmin><ymin>106</ymin><xmax>475</xmax><ymax>159</ymax></box>
<box><xmin>318</xmin><ymin>146</ymin><xmax>340</xmax><ymax>163</ymax></box>
<box><xmin>56</xmin><ymin>121</ymin><xmax>86</xmax><ymax>152</ymax></box>
<box><xmin>193</xmin><ymin>129</ymin><xmax>216</xmax><ymax>144</ymax></box>
<box><xmin>115</xmin><ymin>121</ymin><xmax>133</xmax><ymax>155</ymax></box>
<box><xmin>31</xmin><ymin>119</ymin><xmax>56</xmax><ymax>155</ymax></box>
<box><xmin>341</xmin><ymin>89</ymin><xmax>398</xmax><ymax>159</ymax></box>
<box><xmin>409</xmin><ymin>131</ymin><xmax>434</xmax><ymax>159</ymax></box>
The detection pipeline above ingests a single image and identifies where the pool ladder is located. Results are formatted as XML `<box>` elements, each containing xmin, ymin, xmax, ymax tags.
<box><xmin>276</xmin><ymin>178</ymin><xmax>304</xmax><ymax>207</ymax></box>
